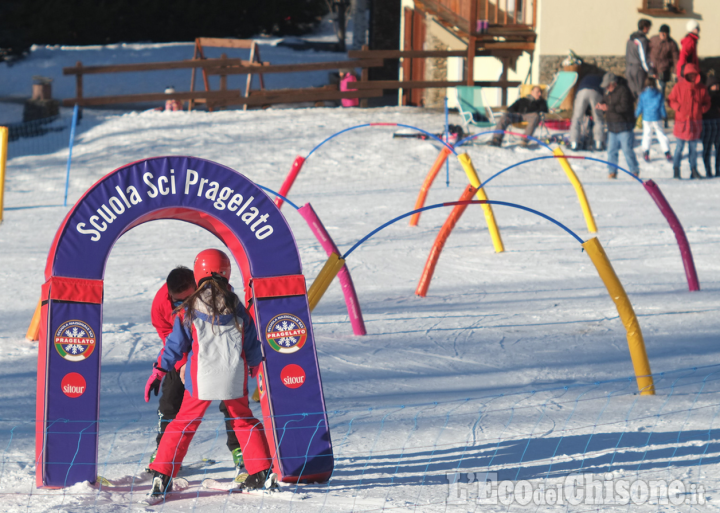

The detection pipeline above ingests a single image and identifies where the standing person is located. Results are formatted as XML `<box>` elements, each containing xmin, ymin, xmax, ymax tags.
<box><xmin>701</xmin><ymin>75</ymin><xmax>720</xmax><ymax>178</ymax></box>
<box><xmin>147</xmin><ymin>266</ymin><xmax>245</xmax><ymax>477</ymax></box>
<box><xmin>595</xmin><ymin>72</ymin><xmax>639</xmax><ymax>178</ymax></box>
<box><xmin>146</xmin><ymin>250</ymin><xmax>275</xmax><ymax>498</ymax></box>
<box><xmin>489</xmin><ymin>85</ymin><xmax>548</xmax><ymax>147</ymax></box>
<box><xmin>649</xmin><ymin>24</ymin><xmax>679</xmax><ymax>127</ymax></box>
<box><xmin>668</xmin><ymin>63</ymin><xmax>711</xmax><ymax>179</ymax></box>
<box><xmin>626</xmin><ymin>19</ymin><xmax>652</xmax><ymax>99</ymax></box>
<box><xmin>339</xmin><ymin>69</ymin><xmax>359</xmax><ymax>107</ymax></box>
<box><xmin>635</xmin><ymin>76</ymin><xmax>671</xmax><ymax>162</ymax></box>
<box><xmin>677</xmin><ymin>21</ymin><xmax>700</xmax><ymax>79</ymax></box>
<box><xmin>569</xmin><ymin>74</ymin><xmax>605</xmax><ymax>151</ymax></box>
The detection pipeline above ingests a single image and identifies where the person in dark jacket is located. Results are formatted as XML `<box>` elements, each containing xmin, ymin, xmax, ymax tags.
<box><xmin>668</xmin><ymin>63</ymin><xmax>710</xmax><ymax>179</ymax></box>
<box><xmin>490</xmin><ymin>86</ymin><xmax>548</xmax><ymax>147</ymax></box>
<box><xmin>649</xmin><ymin>24</ymin><xmax>679</xmax><ymax>127</ymax></box>
<box><xmin>701</xmin><ymin>75</ymin><xmax>720</xmax><ymax>178</ymax></box>
<box><xmin>596</xmin><ymin>72</ymin><xmax>639</xmax><ymax>178</ymax></box>
<box><xmin>569</xmin><ymin>74</ymin><xmax>605</xmax><ymax>151</ymax></box>
<box><xmin>626</xmin><ymin>19</ymin><xmax>652</xmax><ymax>99</ymax></box>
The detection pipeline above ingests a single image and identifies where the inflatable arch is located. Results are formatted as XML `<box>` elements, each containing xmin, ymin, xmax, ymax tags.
<box><xmin>36</xmin><ymin>157</ymin><xmax>333</xmax><ymax>488</ymax></box>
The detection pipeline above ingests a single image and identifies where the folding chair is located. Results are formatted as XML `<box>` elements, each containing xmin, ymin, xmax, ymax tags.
<box><xmin>545</xmin><ymin>70</ymin><xmax>578</xmax><ymax>111</ymax></box>
<box><xmin>455</xmin><ymin>86</ymin><xmax>496</xmax><ymax>133</ymax></box>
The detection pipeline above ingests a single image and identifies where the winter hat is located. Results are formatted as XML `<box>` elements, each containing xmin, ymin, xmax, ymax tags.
<box><xmin>686</xmin><ymin>20</ymin><xmax>700</xmax><ymax>33</ymax></box>
<box><xmin>600</xmin><ymin>72</ymin><xmax>617</xmax><ymax>89</ymax></box>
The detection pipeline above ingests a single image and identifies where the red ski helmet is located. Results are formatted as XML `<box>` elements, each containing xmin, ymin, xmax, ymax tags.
<box><xmin>193</xmin><ymin>249</ymin><xmax>231</xmax><ymax>286</ymax></box>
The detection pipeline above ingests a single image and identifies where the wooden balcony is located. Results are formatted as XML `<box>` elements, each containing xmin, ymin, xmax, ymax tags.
<box><xmin>415</xmin><ymin>0</ymin><xmax>536</xmax><ymax>50</ymax></box>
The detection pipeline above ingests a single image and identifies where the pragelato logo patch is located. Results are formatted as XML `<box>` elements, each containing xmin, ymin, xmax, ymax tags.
<box><xmin>265</xmin><ymin>314</ymin><xmax>307</xmax><ymax>354</ymax></box>
<box><xmin>281</xmin><ymin>364</ymin><xmax>306</xmax><ymax>389</ymax></box>
<box><xmin>61</xmin><ymin>372</ymin><xmax>87</xmax><ymax>398</ymax></box>
<box><xmin>54</xmin><ymin>320</ymin><xmax>96</xmax><ymax>361</ymax></box>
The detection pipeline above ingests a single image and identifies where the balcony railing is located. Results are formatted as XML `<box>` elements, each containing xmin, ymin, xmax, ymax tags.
<box><xmin>418</xmin><ymin>0</ymin><xmax>537</xmax><ymax>35</ymax></box>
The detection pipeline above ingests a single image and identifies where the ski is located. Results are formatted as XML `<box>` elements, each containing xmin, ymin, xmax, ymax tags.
<box><xmin>202</xmin><ymin>472</ymin><xmax>279</xmax><ymax>494</ymax></box>
<box><xmin>96</xmin><ymin>472</ymin><xmax>151</xmax><ymax>488</ymax></box>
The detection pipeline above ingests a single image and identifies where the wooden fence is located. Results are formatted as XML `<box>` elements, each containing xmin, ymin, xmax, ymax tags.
<box><xmin>61</xmin><ymin>41</ymin><xmax>520</xmax><ymax>109</ymax></box>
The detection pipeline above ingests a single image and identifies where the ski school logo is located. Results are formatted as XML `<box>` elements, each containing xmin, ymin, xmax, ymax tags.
<box><xmin>54</xmin><ymin>320</ymin><xmax>96</xmax><ymax>361</ymax></box>
<box><xmin>281</xmin><ymin>364</ymin><xmax>306</xmax><ymax>389</ymax></box>
<box><xmin>265</xmin><ymin>314</ymin><xmax>307</xmax><ymax>354</ymax></box>
<box><xmin>61</xmin><ymin>372</ymin><xmax>87</xmax><ymax>398</ymax></box>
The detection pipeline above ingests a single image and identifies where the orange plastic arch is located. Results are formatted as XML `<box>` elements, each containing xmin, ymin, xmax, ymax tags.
<box><xmin>416</xmin><ymin>185</ymin><xmax>477</xmax><ymax>297</ymax></box>
<box><xmin>409</xmin><ymin>146</ymin><xmax>452</xmax><ymax>226</ymax></box>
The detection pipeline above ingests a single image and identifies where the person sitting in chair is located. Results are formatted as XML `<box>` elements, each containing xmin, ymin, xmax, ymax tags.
<box><xmin>490</xmin><ymin>86</ymin><xmax>548</xmax><ymax>147</ymax></box>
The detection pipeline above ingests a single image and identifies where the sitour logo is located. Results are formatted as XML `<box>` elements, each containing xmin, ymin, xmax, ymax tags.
<box><xmin>281</xmin><ymin>364</ymin><xmax>306</xmax><ymax>389</ymax></box>
<box><xmin>61</xmin><ymin>373</ymin><xmax>87</xmax><ymax>398</ymax></box>
<box><xmin>54</xmin><ymin>320</ymin><xmax>96</xmax><ymax>361</ymax></box>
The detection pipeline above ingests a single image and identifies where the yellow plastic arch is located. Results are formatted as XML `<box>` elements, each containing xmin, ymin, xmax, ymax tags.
<box><xmin>582</xmin><ymin>237</ymin><xmax>654</xmax><ymax>395</ymax></box>
<box><xmin>457</xmin><ymin>153</ymin><xmax>505</xmax><ymax>253</ymax></box>
<box><xmin>553</xmin><ymin>147</ymin><xmax>597</xmax><ymax>234</ymax></box>
<box><xmin>307</xmin><ymin>252</ymin><xmax>346</xmax><ymax>311</ymax></box>
<box><xmin>26</xmin><ymin>299</ymin><xmax>42</xmax><ymax>342</ymax></box>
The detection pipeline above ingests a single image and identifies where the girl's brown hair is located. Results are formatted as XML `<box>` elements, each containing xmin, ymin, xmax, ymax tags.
<box><xmin>644</xmin><ymin>76</ymin><xmax>657</xmax><ymax>90</ymax></box>
<box><xmin>175</xmin><ymin>278</ymin><xmax>242</xmax><ymax>333</ymax></box>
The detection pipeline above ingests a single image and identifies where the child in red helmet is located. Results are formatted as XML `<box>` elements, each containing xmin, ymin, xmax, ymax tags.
<box><xmin>145</xmin><ymin>249</ymin><xmax>275</xmax><ymax>499</ymax></box>
<box><xmin>146</xmin><ymin>266</ymin><xmax>245</xmax><ymax>477</ymax></box>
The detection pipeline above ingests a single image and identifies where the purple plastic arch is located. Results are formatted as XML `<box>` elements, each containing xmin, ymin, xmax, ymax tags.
<box><xmin>642</xmin><ymin>180</ymin><xmax>700</xmax><ymax>291</ymax></box>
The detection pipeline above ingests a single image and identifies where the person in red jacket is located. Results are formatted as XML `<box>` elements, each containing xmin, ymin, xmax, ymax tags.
<box><xmin>147</xmin><ymin>266</ymin><xmax>244</xmax><ymax>476</ymax></box>
<box><xmin>146</xmin><ymin>250</ymin><xmax>275</xmax><ymax>499</ymax></box>
<box><xmin>677</xmin><ymin>20</ymin><xmax>700</xmax><ymax>79</ymax></box>
<box><xmin>668</xmin><ymin>63</ymin><xmax>711</xmax><ymax>179</ymax></box>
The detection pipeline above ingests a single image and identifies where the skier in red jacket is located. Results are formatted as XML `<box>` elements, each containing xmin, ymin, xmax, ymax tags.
<box><xmin>677</xmin><ymin>20</ymin><xmax>700</xmax><ymax>79</ymax></box>
<box><xmin>147</xmin><ymin>266</ymin><xmax>244</xmax><ymax>476</ymax></box>
<box><xmin>146</xmin><ymin>250</ymin><xmax>275</xmax><ymax>499</ymax></box>
<box><xmin>668</xmin><ymin>63</ymin><xmax>711</xmax><ymax>179</ymax></box>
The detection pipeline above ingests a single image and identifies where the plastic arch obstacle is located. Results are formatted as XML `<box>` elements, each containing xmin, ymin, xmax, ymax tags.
<box><xmin>35</xmin><ymin>157</ymin><xmax>333</xmax><ymax>488</ymax></box>
<box><xmin>335</xmin><ymin>199</ymin><xmax>655</xmax><ymax>396</ymax></box>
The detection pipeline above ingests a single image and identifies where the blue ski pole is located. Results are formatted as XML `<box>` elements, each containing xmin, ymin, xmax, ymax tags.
<box><xmin>64</xmin><ymin>104</ymin><xmax>79</xmax><ymax>207</ymax></box>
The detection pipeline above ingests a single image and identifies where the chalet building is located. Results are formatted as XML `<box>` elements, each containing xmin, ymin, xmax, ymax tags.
<box><xmin>397</xmin><ymin>0</ymin><xmax>720</xmax><ymax>109</ymax></box>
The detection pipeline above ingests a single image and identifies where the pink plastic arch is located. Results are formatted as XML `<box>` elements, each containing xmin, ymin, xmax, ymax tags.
<box><xmin>298</xmin><ymin>203</ymin><xmax>366</xmax><ymax>335</ymax></box>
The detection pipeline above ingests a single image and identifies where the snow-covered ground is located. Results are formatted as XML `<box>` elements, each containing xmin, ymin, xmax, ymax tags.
<box><xmin>1</xmin><ymin>45</ymin><xmax>720</xmax><ymax>512</ymax></box>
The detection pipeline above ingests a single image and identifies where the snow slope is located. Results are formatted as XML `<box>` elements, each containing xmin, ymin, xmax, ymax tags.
<box><xmin>2</xmin><ymin>47</ymin><xmax>720</xmax><ymax>513</ymax></box>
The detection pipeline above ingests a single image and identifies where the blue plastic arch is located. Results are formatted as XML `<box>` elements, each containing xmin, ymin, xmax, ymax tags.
<box><xmin>343</xmin><ymin>199</ymin><xmax>584</xmax><ymax>258</ymax></box>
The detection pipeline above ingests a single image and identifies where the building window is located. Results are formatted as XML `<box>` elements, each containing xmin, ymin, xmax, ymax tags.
<box><xmin>638</xmin><ymin>0</ymin><xmax>687</xmax><ymax>16</ymax></box>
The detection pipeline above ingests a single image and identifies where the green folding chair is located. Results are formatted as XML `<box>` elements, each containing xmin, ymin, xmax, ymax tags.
<box><xmin>456</xmin><ymin>86</ymin><xmax>496</xmax><ymax>132</ymax></box>
<box><xmin>545</xmin><ymin>70</ymin><xmax>578</xmax><ymax>110</ymax></box>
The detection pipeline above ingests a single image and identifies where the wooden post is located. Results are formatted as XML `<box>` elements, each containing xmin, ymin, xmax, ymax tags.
<box><xmin>500</xmin><ymin>56</ymin><xmax>509</xmax><ymax>106</ymax></box>
<box><xmin>189</xmin><ymin>41</ymin><xmax>198</xmax><ymax>111</ymax></box>
<box><xmin>401</xmin><ymin>8</ymin><xmax>414</xmax><ymax>106</ymax></box>
<box><xmin>76</xmin><ymin>61</ymin><xmax>83</xmax><ymax>100</ymax></box>
<box><xmin>219</xmin><ymin>53</ymin><xmax>228</xmax><ymax>91</ymax></box>
<box><xmin>467</xmin><ymin>0</ymin><xmax>478</xmax><ymax>86</ymax></box>
<box><xmin>360</xmin><ymin>45</ymin><xmax>369</xmax><ymax>108</ymax></box>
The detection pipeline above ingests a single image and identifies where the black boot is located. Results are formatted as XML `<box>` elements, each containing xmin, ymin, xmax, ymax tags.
<box><xmin>690</xmin><ymin>167</ymin><xmax>701</xmax><ymax>179</ymax></box>
<box><xmin>673</xmin><ymin>167</ymin><xmax>681</xmax><ymax>179</ymax></box>
<box><xmin>238</xmin><ymin>468</ymin><xmax>278</xmax><ymax>490</ymax></box>
<box><xmin>149</xmin><ymin>471</ymin><xmax>173</xmax><ymax>498</ymax></box>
